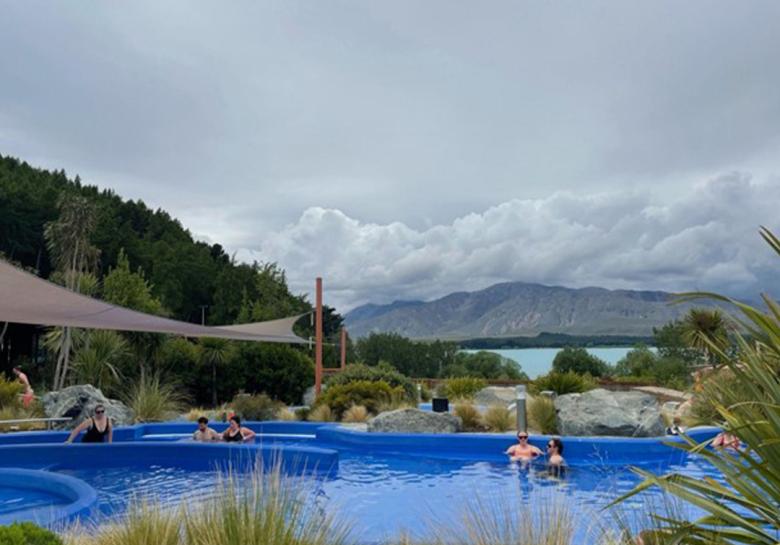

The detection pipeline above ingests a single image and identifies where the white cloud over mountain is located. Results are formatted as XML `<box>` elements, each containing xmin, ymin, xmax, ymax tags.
<box><xmin>238</xmin><ymin>173</ymin><xmax>779</xmax><ymax>310</ymax></box>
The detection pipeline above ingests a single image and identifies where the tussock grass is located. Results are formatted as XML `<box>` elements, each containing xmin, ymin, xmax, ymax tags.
<box><xmin>341</xmin><ymin>404</ymin><xmax>369</xmax><ymax>423</ymax></box>
<box><xmin>528</xmin><ymin>396</ymin><xmax>558</xmax><ymax>435</ymax></box>
<box><xmin>308</xmin><ymin>404</ymin><xmax>335</xmax><ymax>422</ymax></box>
<box><xmin>454</xmin><ymin>402</ymin><xmax>483</xmax><ymax>431</ymax></box>
<box><xmin>276</xmin><ymin>407</ymin><xmax>296</xmax><ymax>421</ymax></box>
<box><xmin>483</xmin><ymin>405</ymin><xmax>514</xmax><ymax>432</ymax></box>
<box><xmin>124</xmin><ymin>374</ymin><xmax>187</xmax><ymax>423</ymax></box>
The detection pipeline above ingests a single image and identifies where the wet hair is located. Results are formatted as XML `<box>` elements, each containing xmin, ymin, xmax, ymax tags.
<box><xmin>548</xmin><ymin>437</ymin><xmax>564</xmax><ymax>455</ymax></box>
<box><xmin>197</xmin><ymin>416</ymin><xmax>209</xmax><ymax>425</ymax></box>
<box><xmin>230</xmin><ymin>415</ymin><xmax>241</xmax><ymax>426</ymax></box>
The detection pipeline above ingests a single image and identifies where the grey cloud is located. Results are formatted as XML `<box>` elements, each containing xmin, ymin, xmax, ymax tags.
<box><xmin>237</xmin><ymin>173</ymin><xmax>779</xmax><ymax>310</ymax></box>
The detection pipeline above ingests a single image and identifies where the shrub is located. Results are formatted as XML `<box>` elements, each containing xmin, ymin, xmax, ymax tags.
<box><xmin>325</xmin><ymin>363</ymin><xmax>416</xmax><ymax>401</ymax></box>
<box><xmin>276</xmin><ymin>407</ymin><xmax>296</xmax><ymax>421</ymax></box>
<box><xmin>552</xmin><ymin>347</ymin><xmax>610</xmax><ymax>377</ymax></box>
<box><xmin>483</xmin><ymin>405</ymin><xmax>514</xmax><ymax>432</ymax></box>
<box><xmin>444</xmin><ymin>351</ymin><xmax>530</xmax><ymax>380</ymax></box>
<box><xmin>418</xmin><ymin>382</ymin><xmax>432</xmax><ymax>402</ymax></box>
<box><xmin>531</xmin><ymin>371</ymin><xmax>596</xmax><ymax>395</ymax></box>
<box><xmin>341</xmin><ymin>404</ymin><xmax>369</xmax><ymax>423</ymax></box>
<box><xmin>453</xmin><ymin>402</ymin><xmax>483</xmax><ymax>431</ymax></box>
<box><xmin>0</xmin><ymin>522</ymin><xmax>62</xmax><ymax>545</ymax></box>
<box><xmin>308</xmin><ymin>404</ymin><xmax>334</xmax><ymax>422</ymax></box>
<box><xmin>528</xmin><ymin>396</ymin><xmax>558</xmax><ymax>434</ymax></box>
<box><xmin>231</xmin><ymin>393</ymin><xmax>283</xmax><ymax>421</ymax></box>
<box><xmin>316</xmin><ymin>380</ymin><xmax>404</xmax><ymax>419</ymax></box>
<box><xmin>124</xmin><ymin>374</ymin><xmax>187</xmax><ymax>423</ymax></box>
<box><xmin>294</xmin><ymin>407</ymin><xmax>311</xmax><ymax>421</ymax></box>
<box><xmin>440</xmin><ymin>377</ymin><xmax>487</xmax><ymax>400</ymax></box>
<box><xmin>0</xmin><ymin>375</ymin><xmax>23</xmax><ymax>408</ymax></box>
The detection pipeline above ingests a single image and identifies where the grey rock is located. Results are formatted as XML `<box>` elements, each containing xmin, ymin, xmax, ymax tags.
<box><xmin>555</xmin><ymin>388</ymin><xmax>664</xmax><ymax>437</ymax></box>
<box><xmin>302</xmin><ymin>385</ymin><xmax>327</xmax><ymax>407</ymax></box>
<box><xmin>473</xmin><ymin>386</ymin><xmax>516</xmax><ymax>407</ymax></box>
<box><xmin>368</xmin><ymin>408</ymin><xmax>461</xmax><ymax>433</ymax></box>
<box><xmin>42</xmin><ymin>384</ymin><xmax>134</xmax><ymax>429</ymax></box>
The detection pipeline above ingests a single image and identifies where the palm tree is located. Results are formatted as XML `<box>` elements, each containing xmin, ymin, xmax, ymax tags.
<box><xmin>44</xmin><ymin>194</ymin><xmax>100</xmax><ymax>390</ymax></box>
<box><xmin>681</xmin><ymin>308</ymin><xmax>730</xmax><ymax>367</ymax></box>
<box><xmin>72</xmin><ymin>330</ymin><xmax>130</xmax><ymax>395</ymax></box>
<box><xmin>199</xmin><ymin>338</ymin><xmax>234</xmax><ymax>407</ymax></box>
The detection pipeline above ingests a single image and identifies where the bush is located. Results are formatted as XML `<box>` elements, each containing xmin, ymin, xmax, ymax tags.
<box><xmin>531</xmin><ymin>371</ymin><xmax>596</xmax><ymax>395</ymax></box>
<box><xmin>444</xmin><ymin>351</ymin><xmax>530</xmax><ymax>380</ymax></box>
<box><xmin>528</xmin><ymin>396</ymin><xmax>558</xmax><ymax>434</ymax></box>
<box><xmin>316</xmin><ymin>380</ymin><xmax>404</xmax><ymax>419</ymax></box>
<box><xmin>124</xmin><ymin>374</ymin><xmax>187</xmax><ymax>423</ymax></box>
<box><xmin>227</xmin><ymin>343</ymin><xmax>314</xmax><ymax>406</ymax></box>
<box><xmin>454</xmin><ymin>402</ymin><xmax>483</xmax><ymax>431</ymax></box>
<box><xmin>276</xmin><ymin>407</ymin><xmax>296</xmax><ymax>421</ymax></box>
<box><xmin>325</xmin><ymin>363</ymin><xmax>416</xmax><ymax>401</ymax></box>
<box><xmin>552</xmin><ymin>347</ymin><xmax>610</xmax><ymax>377</ymax></box>
<box><xmin>294</xmin><ymin>407</ymin><xmax>311</xmax><ymax>421</ymax></box>
<box><xmin>0</xmin><ymin>522</ymin><xmax>62</xmax><ymax>545</ymax></box>
<box><xmin>613</xmin><ymin>346</ymin><xmax>690</xmax><ymax>388</ymax></box>
<box><xmin>308</xmin><ymin>404</ymin><xmax>334</xmax><ymax>422</ymax></box>
<box><xmin>440</xmin><ymin>377</ymin><xmax>487</xmax><ymax>400</ymax></box>
<box><xmin>231</xmin><ymin>393</ymin><xmax>283</xmax><ymax>421</ymax></box>
<box><xmin>483</xmin><ymin>405</ymin><xmax>514</xmax><ymax>432</ymax></box>
<box><xmin>0</xmin><ymin>375</ymin><xmax>23</xmax><ymax>408</ymax></box>
<box><xmin>341</xmin><ymin>405</ymin><xmax>369</xmax><ymax>423</ymax></box>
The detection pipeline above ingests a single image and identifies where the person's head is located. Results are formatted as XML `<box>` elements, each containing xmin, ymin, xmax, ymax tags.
<box><xmin>516</xmin><ymin>431</ymin><xmax>529</xmax><ymax>443</ymax></box>
<box><xmin>229</xmin><ymin>415</ymin><xmax>241</xmax><ymax>429</ymax></box>
<box><xmin>547</xmin><ymin>437</ymin><xmax>564</xmax><ymax>456</ymax></box>
<box><xmin>673</xmin><ymin>416</ymin><xmax>682</xmax><ymax>426</ymax></box>
<box><xmin>94</xmin><ymin>404</ymin><xmax>106</xmax><ymax>419</ymax></box>
<box><xmin>197</xmin><ymin>416</ymin><xmax>209</xmax><ymax>431</ymax></box>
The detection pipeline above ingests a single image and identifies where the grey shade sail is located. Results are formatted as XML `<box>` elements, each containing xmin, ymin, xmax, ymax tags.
<box><xmin>0</xmin><ymin>259</ymin><xmax>308</xmax><ymax>343</ymax></box>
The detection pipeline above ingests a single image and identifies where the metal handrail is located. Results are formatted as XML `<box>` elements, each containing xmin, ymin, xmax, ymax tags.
<box><xmin>0</xmin><ymin>417</ymin><xmax>72</xmax><ymax>431</ymax></box>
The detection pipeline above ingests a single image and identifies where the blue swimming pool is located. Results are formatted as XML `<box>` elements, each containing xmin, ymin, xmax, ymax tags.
<box><xmin>0</xmin><ymin>422</ymin><xmax>723</xmax><ymax>542</ymax></box>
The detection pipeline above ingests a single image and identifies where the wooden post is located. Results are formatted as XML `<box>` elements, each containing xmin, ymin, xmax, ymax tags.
<box><xmin>315</xmin><ymin>277</ymin><xmax>323</xmax><ymax>396</ymax></box>
<box><xmin>340</xmin><ymin>328</ymin><xmax>347</xmax><ymax>370</ymax></box>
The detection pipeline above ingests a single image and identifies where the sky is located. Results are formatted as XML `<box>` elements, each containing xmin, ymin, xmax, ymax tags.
<box><xmin>1</xmin><ymin>2</ymin><xmax>779</xmax><ymax>311</ymax></box>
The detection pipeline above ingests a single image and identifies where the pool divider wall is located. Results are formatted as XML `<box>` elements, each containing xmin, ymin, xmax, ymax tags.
<box><xmin>0</xmin><ymin>468</ymin><xmax>97</xmax><ymax>527</ymax></box>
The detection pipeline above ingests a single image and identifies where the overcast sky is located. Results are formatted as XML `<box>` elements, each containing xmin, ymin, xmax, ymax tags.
<box><xmin>2</xmin><ymin>2</ymin><xmax>779</xmax><ymax>310</ymax></box>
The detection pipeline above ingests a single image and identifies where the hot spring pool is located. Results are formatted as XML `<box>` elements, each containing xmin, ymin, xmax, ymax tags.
<box><xmin>0</xmin><ymin>422</ymin><xmax>723</xmax><ymax>543</ymax></box>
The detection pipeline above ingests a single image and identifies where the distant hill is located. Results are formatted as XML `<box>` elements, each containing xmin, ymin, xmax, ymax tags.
<box><xmin>345</xmin><ymin>282</ymin><xmax>714</xmax><ymax>339</ymax></box>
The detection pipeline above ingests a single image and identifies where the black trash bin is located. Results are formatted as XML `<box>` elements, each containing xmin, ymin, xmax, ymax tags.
<box><xmin>432</xmin><ymin>397</ymin><xmax>449</xmax><ymax>413</ymax></box>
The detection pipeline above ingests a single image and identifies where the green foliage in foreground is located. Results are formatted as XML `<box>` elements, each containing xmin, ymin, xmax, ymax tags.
<box><xmin>616</xmin><ymin>227</ymin><xmax>780</xmax><ymax>544</ymax></box>
<box><xmin>0</xmin><ymin>522</ymin><xmax>62</xmax><ymax>545</ymax></box>
<box><xmin>0</xmin><ymin>374</ymin><xmax>24</xmax><ymax>408</ymax></box>
<box><xmin>531</xmin><ymin>371</ymin><xmax>596</xmax><ymax>395</ymax></box>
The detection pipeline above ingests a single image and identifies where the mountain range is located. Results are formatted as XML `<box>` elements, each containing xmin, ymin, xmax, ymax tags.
<box><xmin>344</xmin><ymin>281</ymin><xmax>714</xmax><ymax>339</ymax></box>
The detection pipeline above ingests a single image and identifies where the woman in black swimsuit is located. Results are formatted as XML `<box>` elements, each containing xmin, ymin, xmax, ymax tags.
<box><xmin>65</xmin><ymin>404</ymin><xmax>113</xmax><ymax>444</ymax></box>
<box><xmin>222</xmin><ymin>415</ymin><xmax>256</xmax><ymax>443</ymax></box>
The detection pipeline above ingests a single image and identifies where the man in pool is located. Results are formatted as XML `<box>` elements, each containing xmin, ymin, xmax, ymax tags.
<box><xmin>505</xmin><ymin>431</ymin><xmax>544</xmax><ymax>461</ymax></box>
<box><xmin>193</xmin><ymin>416</ymin><xmax>221</xmax><ymax>442</ymax></box>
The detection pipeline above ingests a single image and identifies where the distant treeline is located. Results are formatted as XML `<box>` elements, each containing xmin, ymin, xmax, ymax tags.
<box><xmin>459</xmin><ymin>332</ymin><xmax>654</xmax><ymax>349</ymax></box>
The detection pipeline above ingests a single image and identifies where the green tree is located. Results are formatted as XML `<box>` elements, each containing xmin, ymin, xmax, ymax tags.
<box><xmin>681</xmin><ymin>308</ymin><xmax>730</xmax><ymax>367</ymax></box>
<box><xmin>226</xmin><ymin>343</ymin><xmax>314</xmax><ymax>405</ymax></box>
<box><xmin>444</xmin><ymin>351</ymin><xmax>528</xmax><ymax>380</ymax></box>
<box><xmin>43</xmin><ymin>193</ymin><xmax>100</xmax><ymax>390</ymax></box>
<box><xmin>102</xmin><ymin>249</ymin><xmax>164</xmax><ymax>315</ymax></box>
<box><xmin>551</xmin><ymin>346</ymin><xmax>610</xmax><ymax>377</ymax></box>
<box><xmin>199</xmin><ymin>338</ymin><xmax>235</xmax><ymax>407</ymax></box>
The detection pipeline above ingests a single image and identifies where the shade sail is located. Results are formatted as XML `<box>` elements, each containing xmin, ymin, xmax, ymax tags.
<box><xmin>0</xmin><ymin>259</ymin><xmax>308</xmax><ymax>344</ymax></box>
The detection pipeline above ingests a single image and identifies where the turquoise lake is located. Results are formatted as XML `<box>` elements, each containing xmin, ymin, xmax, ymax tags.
<box><xmin>466</xmin><ymin>347</ymin><xmax>650</xmax><ymax>378</ymax></box>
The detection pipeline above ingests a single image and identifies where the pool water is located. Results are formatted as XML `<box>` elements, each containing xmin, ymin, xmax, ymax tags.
<box><xmin>60</xmin><ymin>451</ymin><xmax>723</xmax><ymax>543</ymax></box>
<box><xmin>0</xmin><ymin>487</ymin><xmax>69</xmax><ymax>515</ymax></box>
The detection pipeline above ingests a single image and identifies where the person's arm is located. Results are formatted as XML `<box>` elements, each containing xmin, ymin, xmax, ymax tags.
<box><xmin>532</xmin><ymin>446</ymin><xmax>544</xmax><ymax>457</ymax></box>
<box><xmin>211</xmin><ymin>429</ymin><xmax>222</xmax><ymax>441</ymax></box>
<box><xmin>66</xmin><ymin>419</ymin><xmax>90</xmax><ymax>443</ymax></box>
<box><xmin>241</xmin><ymin>427</ymin><xmax>256</xmax><ymax>443</ymax></box>
<box><xmin>505</xmin><ymin>445</ymin><xmax>516</xmax><ymax>455</ymax></box>
<box><xmin>107</xmin><ymin>420</ymin><xmax>113</xmax><ymax>444</ymax></box>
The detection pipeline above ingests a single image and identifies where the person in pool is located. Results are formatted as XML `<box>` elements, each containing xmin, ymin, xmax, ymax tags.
<box><xmin>546</xmin><ymin>437</ymin><xmax>565</xmax><ymax>467</ymax></box>
<box><xmin>65</xmin><ymin>404</ymin><xmax>113</xmax><ymax>444</ymax></box>
<box><xmin>712</xmin><ymin>430</ymin><xmax>741</xmax><ymax>451</ymax></box>
<box><xmin>193</xmin><ymin>416</ymin><xmax>221</xmax><ymax>442</ymax></box>
<box><xmin>506</xmin><ymin>431</ymin><xmax>543</xmax><ymax>461</ymax></box>
<box><xmin>222</xmin><ymin>415</ymin><xmax>256</xmax><ymax>443</ymax></box>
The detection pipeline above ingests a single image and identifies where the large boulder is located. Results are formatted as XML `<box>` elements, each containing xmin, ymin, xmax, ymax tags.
<box><xmin>473</xmin><ymin>386</ymin><xmax>517</xmax><ymax>407</ymax></box>
<box><xmin>42</xmin><ymin>384</ymin><xmax>134</xmax><ymax>429</ymax></box>
<box><xmin>368</xmin><ymin>408</ymin><xmax>461</xmax><ymax>433</ymax></box>
<box><xmin>555</xmin><ymin>388</ymin><xmax>665</xmax><ymax>437</ymax></box>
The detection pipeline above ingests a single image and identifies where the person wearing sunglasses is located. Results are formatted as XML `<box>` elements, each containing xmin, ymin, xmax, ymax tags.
<box><xmin>546</xmin><ymin>437</ymin><xmax>565</xmax><ymax>468</ymax></box>
<box><xmin>505</xmin><ymin>431</ymin><xmax>543</xmax><ymax>462</ymax></box>
<box><xmin>65</xmin><ymin>404</ymin><xmax>113</xmax><ymax>444</ymax></box>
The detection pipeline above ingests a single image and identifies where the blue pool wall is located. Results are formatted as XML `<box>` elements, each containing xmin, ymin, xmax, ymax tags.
<box><xmin>0</xmin><ymin>421</ymin><xmax>721</xmax><ymax>468</ymax></box>
<box><xmin>0</xmin><ymin>468</ymin><xmax>97</xmax><ymax>526</ymax></box>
